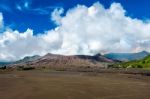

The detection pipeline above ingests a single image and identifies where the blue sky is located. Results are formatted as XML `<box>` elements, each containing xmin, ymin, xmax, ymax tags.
<box><xmin>0</xmin><ymin>0</ymin><xmax>150</xmax><ymax>34</ymax></box>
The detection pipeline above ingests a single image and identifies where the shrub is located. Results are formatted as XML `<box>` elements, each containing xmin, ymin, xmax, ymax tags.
<box><xmin>0</xmin><ymin>66</ymin><xmax>6</xmax><ymax>70</ymax></box>
<box><xmin>137</xmin><ymin>65</ymin><xmax>143</xmax><ymax>68</ymax></box>
<box><xmin>17</xmin><ymin>66</ymin><xmax>35</xmax><ymax>71</ymax></box>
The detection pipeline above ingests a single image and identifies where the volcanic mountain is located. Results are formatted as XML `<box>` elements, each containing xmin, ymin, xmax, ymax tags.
<box><xmin>11</xmin><ymin>53</ymin><xmax>116</xmax><ymax>68</ymax></box>
<box><xmin>104</xmin><ymin>51</ymin><xmax>149</xmax><ymax>61</ymax></box>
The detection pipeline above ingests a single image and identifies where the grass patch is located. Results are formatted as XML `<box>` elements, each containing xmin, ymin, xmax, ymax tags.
<box><xmin>110</xmin><ymin>55</ymin><xmax>150</xmax><ymax>69</ymax></box>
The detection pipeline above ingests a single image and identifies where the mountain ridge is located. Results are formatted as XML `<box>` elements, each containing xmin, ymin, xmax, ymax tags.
<box><xmin>104</xmin><ymin>51</ymin><xmax>149</xmax><ymax>61</ymax></box>
<box><xmin>8</xmin><ymin>53</ymin><xmax>116</xmax><ymax>68</ymax></box>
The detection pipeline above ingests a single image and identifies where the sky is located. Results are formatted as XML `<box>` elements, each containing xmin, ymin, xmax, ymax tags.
<box><xmin>0</xmin><ymin>0</ymin><xmax>150</xmax><ymax>61</ymax></box>
<box><xmin>0</xmin><ymin>0</ymin><xmax>150</xmax><ymax>34</ymax></box>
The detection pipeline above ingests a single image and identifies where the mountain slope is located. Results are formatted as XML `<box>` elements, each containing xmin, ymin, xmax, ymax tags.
<box><xmin>15</xmin><ymin>55</ymin><xmax>41</xmax><ymax>64</ymax></box>
<box><xmin>104</xmin><ymin>51</ymin><xmax>149</xmax><ymax>61</ymax></box>
<box><xmin>12</xmin><ymin>53</ymin><xmax>116</xmax><ymax>68</ymax></box>
<box><xmin>112</xmin><ymin>55</ymin><xmax>150</xmax><ymax>69</ymax></box>
<box><xmin>0</xmin><ymin>55</ymin><xmax>41</xmax><ymax>67</ymax></box>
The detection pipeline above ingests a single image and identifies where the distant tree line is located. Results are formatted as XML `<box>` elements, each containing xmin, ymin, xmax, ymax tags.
<box><xmin>0</xmin><ymin>66</ymin><xmax>7</xmax><ymax>70</ymax></box>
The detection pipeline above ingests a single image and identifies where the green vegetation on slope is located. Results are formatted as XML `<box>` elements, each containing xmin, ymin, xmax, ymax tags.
<box><xmin>111</xmin><ymin>55</ymin><xmax>150</xmax><ymax>69</ymax></box>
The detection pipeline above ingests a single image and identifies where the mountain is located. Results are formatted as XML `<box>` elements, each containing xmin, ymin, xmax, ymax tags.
<box><xmin>113</xmin><ymin>55</ymin><xmax>150</xmax><ymax>69</ymax></box>
<box><xmin>0</xmin><ymin>62</ymin><xmax>12</xmax><ymax>67</ymax></box>
<box><xmin>0</xmin><ymin>55</ymin><xmax>41</xmax><ymax>67</ymax></box>
<box><xmin>11</xmin><ymin>53</ymin><xmax>116</xmax><ymax>68</ymax></box>
<box><xmin>104</xmin><ymin>51</ymin><xmax>149</xmax><ymax>61</ymax></box>
<box><xmin>15</xmin><ymin>55</ymin><xmax>41</xmax><ymax>64</ymax></box>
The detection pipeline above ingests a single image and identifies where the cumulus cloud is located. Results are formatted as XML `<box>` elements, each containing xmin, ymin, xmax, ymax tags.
<box><xmin>1</xmin><ymin>2</ymin><xmax>150</xmax><ymax>61</ymax></box>
<box><xmin>51</xmin><ymin>2</ymin><xmax>150</xmax><ymax>55</ymax></box>
<box><xmin>51</xmin><ymin>8</ymin><xmax>64</xmax><ymax>25</ymax></box>
<box><xmin>0</xmin><ymin>28</ymin><xmax>62</xmax><ymax>61</ymax></box>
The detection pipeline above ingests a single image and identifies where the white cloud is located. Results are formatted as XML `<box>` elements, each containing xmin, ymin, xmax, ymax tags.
<box><xmin>1</xmin><ymin>2</ymin><xmax>150</xmax><ymax>61</ymax></box>
<box><xmin>0</xmin><ymin>13</ymin><xmax>3</xmax><ymax>29</ymax></box>
<box><xmin>0</xmin><ymin>29</ymin><xmax>61</xmax><ymax>61</ymax></box>
<box><xmin>16</xmin><ymin>0</ymin><xmax>31</xmax><ymax>11</ymax></box>
<box><xmin>24</xmin><ymin>2</ymin><xmax>29</xmax><ymax>9</ymax></box>
<box><xmin>51</xmin><ymin>2</ymin><xmax>150</xmax><ymax>55</ymax></box>
<box><xmin>51</xmin><ymin>8</ymin><xmax>64</xmax><ymax>25</ymax></box>
<box><xmin>16</xmin><ymin>5</ymin><xmax>22</xmax><ymax>11</ymax></box>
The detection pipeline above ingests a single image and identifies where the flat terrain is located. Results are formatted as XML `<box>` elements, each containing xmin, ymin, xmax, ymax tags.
<box><xmin>0</xmin><ymin>70</ymin><xmax>150</xmax><ymax>99</ymax></box>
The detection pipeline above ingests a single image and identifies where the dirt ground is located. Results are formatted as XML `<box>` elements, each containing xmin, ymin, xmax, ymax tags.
<box><xmin>0</xmin><ymin>70</ymin><xmax>150</xmax><ymax>99</ymax></box>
